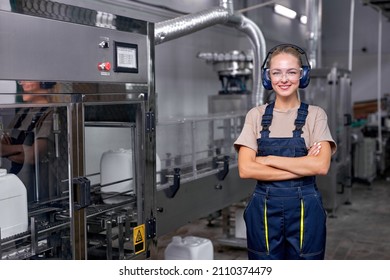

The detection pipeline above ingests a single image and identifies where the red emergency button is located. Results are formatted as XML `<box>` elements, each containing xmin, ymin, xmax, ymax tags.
<box><xmin>97</xmin><ymin>62</ymin><xmax>111</xmax><ymax>71</ymax></box>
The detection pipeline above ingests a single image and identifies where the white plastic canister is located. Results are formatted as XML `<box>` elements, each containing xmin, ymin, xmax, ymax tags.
<box><xmin>234</xmin><ymin>207</ymin><xmax>246</xmax><ymax>239</ymax></box>
<box><xmin>100</xmin><ymin>148</ymin><xmax>134</xmax><ymax>204</ymax></box>
<box><xmin>0</xmin><ymin>169</ymin><xmax>28</xmax><ymax>239</ymax></box>
<box><xmin>164</xmin><ymin>235</ymin><xmax>214</xmax><ymax>260</ymax></box>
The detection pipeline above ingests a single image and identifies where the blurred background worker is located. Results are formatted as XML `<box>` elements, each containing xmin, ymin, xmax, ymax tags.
<box><xmin>0</xmin><ymin>81</ymin><xmax>57</xmax><ymax>202</ymax></box>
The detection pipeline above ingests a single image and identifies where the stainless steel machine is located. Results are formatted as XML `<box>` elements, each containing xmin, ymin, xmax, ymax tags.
<box><xmin>155</xmin><ymin>50</ymin><xmax>256</xmax><ymax>241</ymax></box>
<box><xmin>0</xmin><ymin>1</ymin><xmax>156</xmax><ymax>259</ymax></box>
<box><xmin>302</xmin><ymin>67</ymin><xmax>353</xmax><ymax>216</ymax></box>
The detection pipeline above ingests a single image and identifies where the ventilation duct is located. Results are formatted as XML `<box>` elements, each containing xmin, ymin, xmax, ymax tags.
<box><xmin>306</xmin><ymin>0</ymin><xmax>322</xmax><ymax>68</ymax></box>
<box><xmin>225</xmin><ymin>14</ymin><xmax>266</xmax><ymax>106</ymax></box>
<box><xmin>154</xmin><ymin>1</ymin><xmax>266</xmax><ymax>106</ymax></box>
<box><xmin>154</xmin><ymin>7</ymin><xmax>230</xmax><ymax>45</ymax></box>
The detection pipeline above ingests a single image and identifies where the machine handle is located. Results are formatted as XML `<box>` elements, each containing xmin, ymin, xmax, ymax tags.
<box><xmin>212</xmin><ymin>155</ymin><xmax>230</xmax><ymax>180</ymax></box>
<box><xmin>164</xmin><ymin>168</ymin><xmax>181</xmax><ymax>198</ymax></box>
<box><xmin>344</xmin><ymin>113</ymin><xmax>352</xmax><ymax>126</ymax></box>
<box><xmin>73</xmin><ymin>177</ymin><xmax>91</xmax><ymax>210</ymax></box>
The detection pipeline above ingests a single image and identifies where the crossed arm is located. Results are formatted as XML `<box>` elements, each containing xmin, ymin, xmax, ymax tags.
<box><xmin>237</xmin><ymin>141</ymin><xmax>332</xmax><ymax>181</ymax></box>
<box><xmin>0</xmin><ymin>134</ymin><xmax>48</xmax><ymax>165</ymax></box>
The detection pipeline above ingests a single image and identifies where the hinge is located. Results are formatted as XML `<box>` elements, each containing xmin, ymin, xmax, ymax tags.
<box><xmin>146</xmin><ymin>217</ymin><xmax>156</xmax><ymax>239</ymax></box>
<box><xmin>145</xmin><ymin>112</ymin><xmax>155</xmax><ymax>133</ymax></box>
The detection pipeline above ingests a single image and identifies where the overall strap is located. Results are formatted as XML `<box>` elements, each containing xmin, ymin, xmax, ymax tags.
<box><xmin>293</xmin><ymin>102</ymin><xmax>309</xmax><ymax>138</ymax></box>
<box><xmin>26</xmin><ymin>107</ymin><xmax>48</xmax><ymax>133</ymax></box>
<box><xmin>14</xmin><ymin>107</ymin><xmax>48</xmax><ymax>132</ymax></box>
<box><xmin>19</xmin><ymin>107</ymin><xmax>49</xmax><ymax>146</ymax></box>
<box><xmin>260</xmin><ymin>102</ymin><xmax>275</xmax><ymax>138</ymax></box>
<box><xmin>13</xmin><ymin>108</ymin><xmax>30</xmax><ymax>129</ymax></box>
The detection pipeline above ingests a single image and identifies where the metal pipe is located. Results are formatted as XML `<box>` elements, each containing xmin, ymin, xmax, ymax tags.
<box><xmin>306</xmin><ymin>0</ymin><xmax>322</xmax><ymax>68</ymax></box>
<box><xmin>219</xmin><ymin>0</ymin><xmax>234</xmax><ymax>15</ymax></box>
<box><xmin>377</xmin><ymin>9</ymin><xmax>383</xmax><ymax>155</ymax></box>
<box><xmin>154</xmin><ymin>7</ymin><xmax>230</xmax><ymax>45</ymax></box>
<box><xmin>318</xmin><ymin>0</ymin><xmax>323</xmax><ymax>68</ymax></box>
<box><xmin>154</xmin><ymin>2</ymin><xmax>266</xmax><ymax>106</ymax></box>
<box><xmin>227</xmin><ymin>14</ymin><xmax>266</xmax><ymax>106</ymax></box>
<box><xmin>348</xmin><ymin>0</ymin><xmax>355</xmax><ymax>71</ymax></box>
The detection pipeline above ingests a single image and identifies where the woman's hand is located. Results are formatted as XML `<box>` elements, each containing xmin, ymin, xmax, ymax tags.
<box><xmin>255</xmin><ymin>142</ymin><xmax>322</xmax><ymax>165</ymax></box>
<box><xmin>307</xmin><ymin>142</ymin><xmax>321</xmax><ymax>156</ymax></box>
<box><xmin>1</xmin><ymin>133</ymin><xmax>12</xmax><ymax>145</ymax></box>
<box><xmin>0</xmin><ymin>133</ymin><xmax>23</xmax><ymax>159</ymax></box>
<box><xmin>237</xmin><ymin>146</ymin><xmax>302</xmax><ymax>181</ymax></box>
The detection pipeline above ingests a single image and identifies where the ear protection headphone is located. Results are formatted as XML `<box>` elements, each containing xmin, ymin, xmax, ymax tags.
<box><xmin>261</xmin><ymin>44</ymin><xmax>311</xmax><ymax>90</ymax></box>
<box><xmin>40</xmin><ymin>82</ymin><xmax>56</xmax><ymax>89</ymax></box>
<box><xmin>17</xmin><ymin>81</ymin><xmax>57</xmax><ymax>89</ymax></box>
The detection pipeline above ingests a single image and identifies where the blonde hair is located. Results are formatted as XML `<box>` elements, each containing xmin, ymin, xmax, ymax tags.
<box><xmin>267</xmin><ymin>45</ymin><xmax>302</xmax><ymax>68</ymax></box>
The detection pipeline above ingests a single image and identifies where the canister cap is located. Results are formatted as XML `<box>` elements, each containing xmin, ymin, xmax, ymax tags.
<box><xmin>0</xmin><ymin>168</ymin><xmax>7</xmax><ymax>176</ymax></box>
<box><xmin>172</xmin><ymin>236</ymin><xmax>182</xmax><ymax>244</ymax></box>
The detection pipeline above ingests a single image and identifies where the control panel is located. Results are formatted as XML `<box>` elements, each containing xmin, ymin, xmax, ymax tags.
<box><xmin>0</xmin><ymin>10</ymin><xmax>150</xmax><ymax>83</ymax></box>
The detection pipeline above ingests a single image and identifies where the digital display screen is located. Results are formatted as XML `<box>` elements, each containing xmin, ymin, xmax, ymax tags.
<box><xmin>114</xmin><ymin>42</ymin><xmax>138</xmax><ymax>73</ymax></box>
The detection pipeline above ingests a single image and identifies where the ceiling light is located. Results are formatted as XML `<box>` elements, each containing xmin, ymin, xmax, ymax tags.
<box><xmin>300</xmin><ymin>15</ymin><xmax>307</xmax><ymax>24</ymax></box>
<box><xmin>274</xmin><ymin>4</ymin><xmax>297</xmax><ymax>19</ymax></box>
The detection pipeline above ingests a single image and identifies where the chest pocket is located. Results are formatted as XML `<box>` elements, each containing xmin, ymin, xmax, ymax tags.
<box><xmin>258</xmin><ymin>136</ymin><xmax>308</xmax><ymax>158</ymax></box>
<box><xmin>257</xmin><ymin>102</ymin><xmax>310</xmax><ymax>159</ymax></box>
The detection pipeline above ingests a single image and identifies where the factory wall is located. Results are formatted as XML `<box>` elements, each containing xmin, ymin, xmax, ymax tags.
<box><xmin>322</xmin><ymin>1</ymin><xmax>390</xmax><ymax>103</ymax></box>
<box><xmin>141</xmin><ymin>0</ymin><xmax>307</xmax><ymax>162</ymax></box>
<box><xmin>115</xmin><ymin>0</ymin><xmax>390</xmax><ymax>118</ymax></box>
<box><xmin>2</xmin><ymin>0</ymin><xmax>390</xmax><ymax>114</ymax></box>
<box><xmin>154</xmin><ymin>28</ymin><xmax>248</xmax><ymax>119</ymax></box>
<box><xmin>150</xmin><ymin>0</ymin><xmax>307</xmax><ymax>120</ymax></box>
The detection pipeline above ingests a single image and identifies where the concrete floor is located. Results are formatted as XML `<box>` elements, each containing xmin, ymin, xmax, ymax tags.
<box><xmin>154</xmin><ymin>177</ymin><xmax>390</xmax><ymax>260</ymax></box>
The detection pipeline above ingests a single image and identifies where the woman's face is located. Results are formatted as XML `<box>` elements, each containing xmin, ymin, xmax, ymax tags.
<box><xmin>19</xmin><ymin>81</ymin><xmax>41</xmax><ymax>93</ymax></box>
<box><xmin>268</xmin><ymin>53</ymin><xmax>301</xmax><ymax>98</ymax></box>
<box><xmin>19</xmin><ymin>81</ymin><xmax>42</xmax><ymax>102</ymax></box>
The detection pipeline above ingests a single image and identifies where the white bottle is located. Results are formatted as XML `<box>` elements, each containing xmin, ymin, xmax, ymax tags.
<box><xmin>100</xmin><ymin>148</ymin><xmax>134</xmax><ymax>204</ymax></box>
<box><xmin>164</xmin><ymin>235</ymin><xmax>214</xmax><ymax>260</ymax></box>
<box><xmin>0</xmin><ymin>169</ymin><xmax>28</xmax><ymax>239</ymax></box>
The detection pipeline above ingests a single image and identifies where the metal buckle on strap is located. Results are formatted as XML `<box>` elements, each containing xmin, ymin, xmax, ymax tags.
<box><xmin>261</xmin><ymin>102</ymin><xmax>275</xmax><ymax>135</ymax></box>
<box><xmin>294</xmin><ymin>103</ymin><xmax>308</xmax><ymax>132</ymax></box>
<box><xmin>261</xmin><ymin>114</ymin><xmax>273</xmax><ymax>123</ymax></box>
<box><xmin>261</xmin><ymin>115</ymin><xmax>273</xmax><ymax>132</ymax></box>
<box><xmin>297</xmin><ymin>108</ymin><xmax>308</xmax><ymax>116</ymax></box>
<box><xmin>262</xmin><ymin>114</ymin><xmax>273</xmax><ymax>121</ymax></box>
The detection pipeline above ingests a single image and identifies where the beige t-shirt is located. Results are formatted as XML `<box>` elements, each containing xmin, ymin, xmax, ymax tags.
<box><xmin>7</xmin><ymin>107</ymin><xmax>53</xmax><ymax>140</ymax></box>
<box><xmin>234</xmin><ymin>103</ymin><xmax>337</xmax><ymax>154</ymax></box>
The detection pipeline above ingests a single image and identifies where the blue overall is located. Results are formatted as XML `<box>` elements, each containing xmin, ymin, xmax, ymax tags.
<box><xmin>243</xmin><ymin>102</ymin><xmax>327</xmax><ymax>260</ymax></box>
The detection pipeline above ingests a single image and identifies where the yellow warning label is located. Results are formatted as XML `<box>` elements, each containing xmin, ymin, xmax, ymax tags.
<box><xmin>136</xmin><ymin>230</ymin><xmax>143</xmax><ymax>243</ymax></box>
<box><xmin>133</xmin><ymin>224</ymin><xmax>145</xmax><ymax>254</ymax></box>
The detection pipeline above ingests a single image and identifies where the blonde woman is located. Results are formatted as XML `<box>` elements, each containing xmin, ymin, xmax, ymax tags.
<box><xmin>234</xmin><ymin>44</ymin><xmax>336</xmax><ymax>260</ymax></box>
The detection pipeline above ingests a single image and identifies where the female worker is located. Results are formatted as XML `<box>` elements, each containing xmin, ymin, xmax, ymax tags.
<box><xmin>234</xmin><ymin>44</ymin><xmax>336</xmax><ymax>260</ymax></box>
<box><xmin>0</xmin><ymin>81</ymin><xmax>56</xmax><ymax>202</ymax></box>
